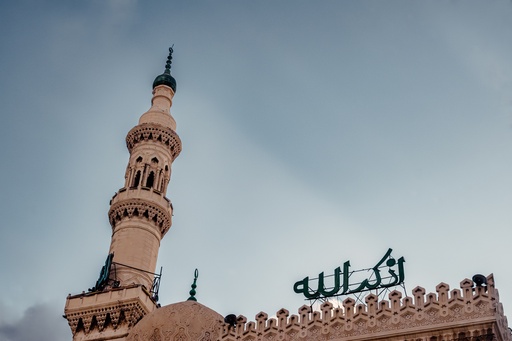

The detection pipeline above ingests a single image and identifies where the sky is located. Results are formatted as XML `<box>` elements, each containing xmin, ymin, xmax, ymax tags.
<box><xmin>0</xmin><ymin>1</ymin><xmax>511</xmax><ymax>340</ymax></box>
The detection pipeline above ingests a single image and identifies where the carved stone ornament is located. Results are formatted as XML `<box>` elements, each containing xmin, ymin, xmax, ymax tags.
<box><xmin>108</xmin><ymin>198</ymin><xmax>172</xmax><ymax>235</ymax></box>
<box><xmin>126</xmin><ymin>300</ymin><xmax>223</xmax><ymax>341</ymax></box>
<box><xmin>126</xmin><ymin>123</ymin><xmax>182</xmax><ymax>160</ymax></box>
<box><xmin>66</xmin><ymin>300</ymin><xmax>147</xmax><ymax>335</ymax></box>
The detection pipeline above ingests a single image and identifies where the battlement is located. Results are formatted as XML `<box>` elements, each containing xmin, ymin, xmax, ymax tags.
<box><xmin>221</xmin><ymin>274</ymin><xmax>510</xmax><ymax>341</ymax></box>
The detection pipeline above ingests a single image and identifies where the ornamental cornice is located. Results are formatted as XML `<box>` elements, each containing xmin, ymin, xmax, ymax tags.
<box><xmin>65</xmin><ymin>297</ymin><xmax>148</xmax><ymax>335</ymax></box>
<box><xmin>126</xmin><ymin>123</ymin><xmax>182</xmax><ymax>160</ymax></box>
<box><xmin>64</xmin><ymin>285</ymin><xmax>155</xmax><ymax>334</ymax></box>
<box><xmin>221</xmin><ymin>274</ymin><xmax>510</xmax><ymax>341</ymax></box>
<box><xmin>66</xmin><ymin>302</ymin><xmax>147</xmax><ymax>335</ymax></box>
<box><xmin>108</xmin><ymin>198</ymin><xmax>172</xmax><ymax>236</ymax></box>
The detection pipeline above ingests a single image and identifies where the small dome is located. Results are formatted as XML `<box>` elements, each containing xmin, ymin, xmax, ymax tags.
<box><xmin>126</xmin><ymin>300</ymin><xmax>223</xmax><ymax>341</ymax></box>
<box><xmin>153</xmin><ymin>72</ymin><xmax>176</xmax><ymax>92</ymax></box>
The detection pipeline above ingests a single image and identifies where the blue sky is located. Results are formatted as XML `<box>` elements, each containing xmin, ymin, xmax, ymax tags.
<box><xmin>0</xmin><ymin>1</ymin><xmax>511</xmax><ymax>340</ymax></box>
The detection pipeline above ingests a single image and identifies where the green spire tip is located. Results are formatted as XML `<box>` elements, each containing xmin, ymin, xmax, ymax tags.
<box><xmin>187</xmin><ymin>268</ymin><xmax>199</xmax><ymax>301</ymax></box>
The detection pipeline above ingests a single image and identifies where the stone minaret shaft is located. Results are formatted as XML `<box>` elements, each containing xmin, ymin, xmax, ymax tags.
<box><xmin>108</xmin><ymin>76</ymin><xmax>181</xmax><ymax>290</ymax></box>
<box><xmin>64</xmin><ymin>48</ymin><xmax>181</xmax><ymax>341</ymax></box>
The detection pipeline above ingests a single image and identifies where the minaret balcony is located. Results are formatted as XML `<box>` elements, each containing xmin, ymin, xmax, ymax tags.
<box><xmin>112</xmin><ymin>186</ymin><xmax>171</xmax><ymax>210</ymax></box>
<box><xmin>109</xmin><ymin>187</ymin><xmax>173</xmax><ymax>236</ymax></box>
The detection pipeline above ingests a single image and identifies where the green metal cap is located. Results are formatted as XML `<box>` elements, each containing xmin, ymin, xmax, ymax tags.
<box><xmin>153</xmin><ymin>46</ymin><xmax>177</xmax><ymax>92</ymax></box>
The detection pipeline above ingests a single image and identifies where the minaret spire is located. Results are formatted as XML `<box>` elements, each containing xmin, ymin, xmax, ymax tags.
<box><xmin>165</xmin><ymin>45</ymin><xmax>173</xmax><ymax>74</ymax></box>
<box><xmin>64</xmin><ymin>48</ymin><xmax>183</xmax><ymax>340</ymax></box>
<box><xmin>153</xmin><ymin>45</ymin><xmax>176</xmax><ymax>92</ymax></box>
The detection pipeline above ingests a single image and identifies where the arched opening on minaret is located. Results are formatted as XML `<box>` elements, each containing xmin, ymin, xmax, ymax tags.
<box><xmin>133</xmin><ymin>171</ymin><xmax>141</xmax><ymax>188</ymax></box>
<box><xmin>146</xmin><ymin>171</ymin><xmax>155</xmax><ymax>188</ymax></box>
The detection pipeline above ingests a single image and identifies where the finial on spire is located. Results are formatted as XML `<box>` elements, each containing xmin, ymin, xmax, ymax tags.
<box><xmin>187</xmin><ymin>268</ymin><xmax>199</xmax><ymax>301</ymax></box>
<box><xmin>153</xmin><ymin>45</ymin><xmax>177</xmax><ymax>92</ymax></box>
<box><xmin>164</xmin><ymin>45</ymin><xmax>174</xmax><ymax>75</ymax></box>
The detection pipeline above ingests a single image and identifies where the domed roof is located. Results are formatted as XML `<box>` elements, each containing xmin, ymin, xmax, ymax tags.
<box><xmin>153</xmin><ymin>73</ymin><xmax>176</xmax><ymax>92</ymax></box>
<box><xmin>126</xmin><ymin>300</ymin><xmax>224</xmax><ymax>341</ymax></box>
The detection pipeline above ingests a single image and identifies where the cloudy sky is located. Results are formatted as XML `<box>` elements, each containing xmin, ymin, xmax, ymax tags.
<box><xmin>1</xmin><ymin>1</ymin><xmax>512</xmax><ymax>340</ymax></box>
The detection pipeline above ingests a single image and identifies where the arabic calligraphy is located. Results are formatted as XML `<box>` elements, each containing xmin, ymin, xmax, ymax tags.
<box><xmin>293</xmin><ymin>248</ymin><xmax>405</xmax><ymax>299</ymax></box>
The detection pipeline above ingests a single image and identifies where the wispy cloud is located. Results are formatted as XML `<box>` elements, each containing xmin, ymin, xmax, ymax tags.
<box><xmin>0</xmin><ymin>302</ymin><xmax>70</xmax><ymax>341</ymax></box>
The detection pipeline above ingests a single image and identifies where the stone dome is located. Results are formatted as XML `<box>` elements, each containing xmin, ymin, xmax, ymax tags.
<box><xmin>126</xmin><ymin>300</ymin><xmax>224</xmax><ymax>341</ymax></box>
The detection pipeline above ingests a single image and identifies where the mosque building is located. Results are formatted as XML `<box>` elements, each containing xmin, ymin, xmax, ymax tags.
<box><xmin>63</xmin><ymin>48</ymin><xmax>511</xmax><ymax>341</ymax></box>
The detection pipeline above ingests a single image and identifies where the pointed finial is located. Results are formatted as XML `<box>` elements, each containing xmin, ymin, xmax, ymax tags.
<box><xmin>164</xmin><ymin>45</ymin><xmax>174</xmax><ymax>75</ymax></box>
<box><xmin>187</xmin><ymin>268</ymin><xmax>199</xmax><ymax>301</ymax></box>
<box><xmin>153</xmin><ymin>45</ymin><xmax>177</xmax><ymax>92</ymax></box>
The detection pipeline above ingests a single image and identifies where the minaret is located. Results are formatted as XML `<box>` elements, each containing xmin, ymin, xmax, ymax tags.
<box><xmin>64</xmin><ymin>47</ymin><xmax>182</xmax><ymax>341</ymax></box>
<box><xmin>107</xmin><ymin>47</ymin><xmax>181</xmax><ymax>291</ymax></box>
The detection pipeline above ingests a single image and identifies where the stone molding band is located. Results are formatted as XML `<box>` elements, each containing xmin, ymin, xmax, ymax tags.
<box><xmin>66</xmin><ymin>301</ymin><xmax>147</xmax><ymax>335</ymax></box>
<box><xmin>108</xmin><ymin>198</ymin><xmax>172</xmax><ymax>236</ymax></box>
<box><xmin>126</xmin><ymin>123</ymin><xmax>182</xmax><ymax>160</ymax></box>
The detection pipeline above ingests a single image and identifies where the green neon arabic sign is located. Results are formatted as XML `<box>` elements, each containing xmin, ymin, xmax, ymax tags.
<box><xmin>293</xmin><ymin>248</ymin><xmax>405</xmax><ymax>299</ymax></box>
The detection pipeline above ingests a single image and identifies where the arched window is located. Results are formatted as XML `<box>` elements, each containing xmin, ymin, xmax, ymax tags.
<box><xmin>136</xmin><ymin>156</ymin><xmax>143</xmax><ymax>163</ymax></box>
<box><xmin>151</xmin><ymin>157</ymin><xmax>159</xmax><ymax>164</ymax></box>
<box><xmin>146</xmin><ymin>171</ymin><xmax>155</xmax><ymax>188</ymax></box>
<box><xmin>133</xmin><ymin>171</ymin><xmax>141</xmax><ymax>187</ymax></box>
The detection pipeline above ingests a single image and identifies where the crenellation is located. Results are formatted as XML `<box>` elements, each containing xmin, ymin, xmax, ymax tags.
<box><xmin>276</xmin><ymin>308</ymin><xmax>290</xmax><ymax>329</ymax></box>
<box><xmin>365</xmin><ymin>293</ymin><xmax>378</xmax><ymax>316</ymax></box>
<box><xmin>320</xmin><ymin>302</ymin><xmax>333</xmax><ymax>323</ymax></box>
<box><xmin>265</xmin><ymin>318</ymin><xmax>278</xmax><ymax>333</ymax></box>
<box><xmin>447</xmin><ymin>288</ymin><xmax>462</xmax><ymax>306</ymax></box>
<box><xmin>299</xmin><ymin>304</ymin><xmax>312</xmax><ymax>325</ymax></box>
<box><xmin>390</xmin><ymin>290</ymin><xmax>403</xmax><ymax>313</ymax></box>
<box><xmin>221</xmin><ymin>274</ymin><xmax>509</xmax><ymax>341</ymax></box>
<box><xmin>436</xmin><ymin>283</ymin><xmax>450</xmax><ymax>306</ymax></box>
<box><xmin>245</xmin><ymin>322</ymin><xmax>257</xmax><ymax>337</ymax></box>
<box><xmin>256</xmin><ymin>312</ymin><xmax>269</xmax><ymax>333</ymax></box>
<box><xmin>426</xmin><ymin>292</ymin><xmax>439</xmax><ymax>308</ymax></box>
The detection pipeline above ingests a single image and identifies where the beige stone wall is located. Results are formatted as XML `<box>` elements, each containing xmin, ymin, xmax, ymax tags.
<box><xmin>108</xmin><ymin>218</ymin><xmax>161</xmax><ymax>289</ymax></box>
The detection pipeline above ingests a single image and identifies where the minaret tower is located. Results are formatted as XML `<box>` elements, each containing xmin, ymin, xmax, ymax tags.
<box><xmin>64</xmin><ymin>47</ymin><xmax>182</xmax><ymax>341</ymax></box>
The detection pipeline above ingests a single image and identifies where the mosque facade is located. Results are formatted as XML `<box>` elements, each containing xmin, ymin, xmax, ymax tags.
<box><xmin>63</xmin><ymin>49</ymin><xmax>511</xmax><ymax>341</ymax></box>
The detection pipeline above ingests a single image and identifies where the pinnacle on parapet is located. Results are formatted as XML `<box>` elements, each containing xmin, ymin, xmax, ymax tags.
<box><xmin>187</xmin><ymin>268</ymin><xmax>199</xmax><ymax>301</ymax></box>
